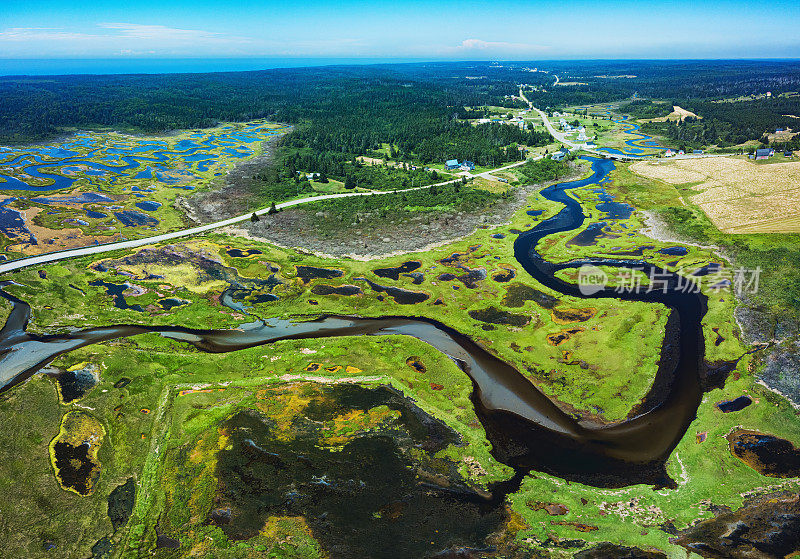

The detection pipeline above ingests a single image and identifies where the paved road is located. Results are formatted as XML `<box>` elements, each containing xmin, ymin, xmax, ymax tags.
<box><xmin>0</xmin><ymin>100</ymin><xmax>618</xmax><ymax>276</ymax></box>
<box><xmin>520</xmin><ymin>88</ymin><xmax>631</xmax><ymax>159</ymax></box>
<box><xmin>0</xmin><ymin>97</ymin><xmax>730</xmax><ymax>276</ymax></box>
<box><xmin>0</xmin><ymin>178</ymin><xmax>464</xmax><ymax>275</ymax></box>
<box><xmin>519</xmin><ymin>88</ymin><xmax>731</xmax><ymax>163</ymax></box>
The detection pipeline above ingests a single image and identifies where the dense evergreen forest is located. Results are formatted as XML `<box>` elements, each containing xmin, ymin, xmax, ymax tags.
<box><xmin>0</xmin><ymin>63</ymin><xmax>554</xmax><ymax>167</ymax></box>
<box><xmin>2</xmin><ymin>60</ymin><xmax>800</xmax><ymax>153</ymax></box>
<box><xmin>523</xmin><ymin>60</ymin><xmax>800</xmax><ymax>148</ymax></box>
<box><xmin>618</xmin><ymin>96</ymin><xmax>800</xmax><ymax>149</ymax></box>
<box><xmin>526</xmin><ymin>60</ymin><xmax>800</xmax><ymax>104</ymax></box>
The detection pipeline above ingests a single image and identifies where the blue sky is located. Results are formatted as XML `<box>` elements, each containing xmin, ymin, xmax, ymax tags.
<box><xmin>1</xmin><ymin>0</ymin><xmax>798</xmax><ymax>60</ymax></box>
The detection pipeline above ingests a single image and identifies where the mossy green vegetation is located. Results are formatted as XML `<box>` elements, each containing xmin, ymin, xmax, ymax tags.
<box><xmin>140</xmin><ymin>381</ymin><xmax>514</xmax><ymax>557</ymax></box>
<box><xmin>0</xmin><ymin>151</ymin><xmax>797</xmax><ymax>558</ymax></box>
<box><xmin>510</xmin><ymin>356</ymin><xmax>800</xmax><ymax>557</ymax></box>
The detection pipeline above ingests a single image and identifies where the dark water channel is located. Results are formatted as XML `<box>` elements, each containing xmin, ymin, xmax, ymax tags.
<box><xmin>0</xmin><ymin>157</ymin><xmax>716</xmax><ymax>491</ymax></box>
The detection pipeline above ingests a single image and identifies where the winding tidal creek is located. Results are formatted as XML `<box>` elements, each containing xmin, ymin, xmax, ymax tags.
<box><xmin>0</xmin><ymin>158</ymin><xmax>723</xmax><ymax>488</ymax></box>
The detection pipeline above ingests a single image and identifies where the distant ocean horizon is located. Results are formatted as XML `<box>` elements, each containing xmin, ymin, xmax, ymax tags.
<box><xmin>0</xmin><ymin>57</ymin><xmax>439</xmax><ymax>77</ymax></box>
<box><xmin>2</xmin><ymin>57</ymin><xmax>798</xmax><ymax>77</ymax></box>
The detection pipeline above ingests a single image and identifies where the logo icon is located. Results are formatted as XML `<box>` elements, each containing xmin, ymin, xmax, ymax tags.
<box><xmin>577</xmin><ymin>265</ymin><xmax>607</xmax><ymax>295</ymax></box>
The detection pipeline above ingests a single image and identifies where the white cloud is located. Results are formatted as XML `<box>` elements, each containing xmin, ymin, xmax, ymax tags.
<box><xmin>0</xmin><ymin>23</ymin><xmax>254</xmax><ymax>57</ymax></box>
<box><xmin>449</xmin><ymin>38</ymin><xmax>550</xmax><ymax>54</ymax></box>
<box><xmin>398</xmin><ymin>38</ymin><xmax>551</xmax><ymax>59</ymax></box>
<box><xmin>0</xmin><ymin>27</ymin><xmax>96</xmax><ymax>42</ymax></box>
<box><xmin>98</xmin><ymin>23</ymin><xmax>244</xmax><ymax>44</ymax></box>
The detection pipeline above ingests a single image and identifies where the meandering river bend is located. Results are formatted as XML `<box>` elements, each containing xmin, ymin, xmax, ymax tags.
<box><xmin>0</xmin><ymin>157</ymin><xmax>717</xmax><ymax>487</ymax></box>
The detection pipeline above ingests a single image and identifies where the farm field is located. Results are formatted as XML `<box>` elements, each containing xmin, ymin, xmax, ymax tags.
<box><xmin>630</xmin><ymin>156</ymin><xmax>800</xmax><ymax>233</ymax></box>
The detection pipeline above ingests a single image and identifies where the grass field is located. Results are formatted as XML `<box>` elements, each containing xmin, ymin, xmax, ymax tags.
<box><xmin>640</xmin><ymin>105</ymin><xmax>701</xmax><ymax>123</ymax></box>
<box><xmin>631</xmin><ymin>156</ymin><xmax>800</xmax><ymax>233</ymax></box>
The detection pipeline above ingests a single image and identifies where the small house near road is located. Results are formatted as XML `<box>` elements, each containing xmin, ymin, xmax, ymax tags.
<box><xmin>755</xmin><ymin>148</ymin><xmax>774</xmax><ymax>160</ymax></box>
<box><xmin>445</xmin><ymin>159</ymin><xmax>475</xmax><ymax>171</ymax></box>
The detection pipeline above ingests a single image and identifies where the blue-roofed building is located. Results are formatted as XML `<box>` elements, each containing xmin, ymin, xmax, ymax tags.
<box><xmin>755</xmin><ymin>148</ymin><xmax>773</xmax><ymax>160</ymax></box>
<box><xmin>460</xmin><ymin>161</ymin><xmax>475</xmax><ymax>171</ymax></box>
<box><xmin>445</xmin><ymin>159</ymin><xmax>460</xmax><ymax>170</ymax></box>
